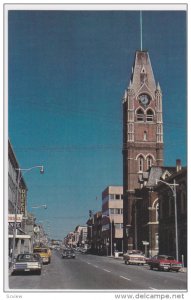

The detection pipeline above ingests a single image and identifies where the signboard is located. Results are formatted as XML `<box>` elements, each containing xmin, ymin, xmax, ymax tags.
<box><xmin>20</xmin><ymin>189</ymin><xmax>26</xmax><ymax>215</ymax></box>
<box><xmin>142</xmin><ymin>241</ymin><xmax>149</xmax><ymax>245</ymax></box>
<box><xmin>8</xmin><ymin>214</ymin><xmax>23</xmax><ymax>223</ymax></box>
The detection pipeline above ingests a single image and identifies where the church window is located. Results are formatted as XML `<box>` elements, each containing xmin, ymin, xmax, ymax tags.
<box><xmin>138</xmin><ymin>156</ymin><xmax>144</xmax><ymax>172</ymax></box>
<box><xmin>156</xmin><ymin>203</ymin><xmax>159</xmax><ymax>222</ymax></box>
<box><xmin>136</xmin><ymin>108</ymin><xmax>144</xmax><ymax>121</ymax></box>
<box><xmin>146</xmin><ymin>109</ymin><xmax>154</xmax><ymax>122</ymax></box>
<box><xmin>147</xmin><ymin>156</ymin><xmax>153</xmax><ymax>169</ymax></box>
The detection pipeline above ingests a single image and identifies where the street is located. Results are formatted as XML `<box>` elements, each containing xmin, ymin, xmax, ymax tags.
<box><xmin>9</xmin><ymin>250</ymin><xmax>187</xmax><ymax>291</ymax></box>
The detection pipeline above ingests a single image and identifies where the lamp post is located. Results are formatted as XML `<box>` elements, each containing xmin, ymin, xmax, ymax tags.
<box><xmin>156</xmin><ymin>179</ymin><xmax>179</xmax><ymax>260</ymax></box>
<box><xmin>102</xmin><ymin>215</ymin><xmax>113</xmax><ymax>257</ymax></box>
<box><xmin>31</xmin><ymin>204</ymin><xmax>47</xmax><ymax>209</ymax></box>
<box><xmin>11</xmin><ymin>165</ymin><xmax>44</xmax><ymax>265</ymax></box>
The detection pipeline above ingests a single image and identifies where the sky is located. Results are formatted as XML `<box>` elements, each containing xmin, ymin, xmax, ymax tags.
<box><xmin>7</xmin><ymin>7</ymin><xmax>187</xmax><ymax>240</ymax></box>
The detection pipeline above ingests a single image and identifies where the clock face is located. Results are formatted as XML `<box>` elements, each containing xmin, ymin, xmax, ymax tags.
<box><xmin>139</xmin><ymin>94</ymin><xmax>150</xmax><ymax>106</ymax></box>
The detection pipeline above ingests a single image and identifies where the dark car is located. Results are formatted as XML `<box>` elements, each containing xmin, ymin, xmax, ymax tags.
<box><xmin>12</xmin><ymin>253</ymin><xmax>42</xmax><ymax>275</ymax></box>
<box><xmin>62</xmin><ymin>249</ymin><xmax>75</xmax><ymax>259</ymax></box>
<box><xmin>148</xmin><ymin>255</ymin><xmax>182</xmax><ymax>272</ymax></box>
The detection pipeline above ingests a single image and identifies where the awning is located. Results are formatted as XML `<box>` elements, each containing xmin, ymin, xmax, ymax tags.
<box><xmin>8</xmin><ymin>234</ymin><xmax>31</xmax><ymax>239</ymax></box>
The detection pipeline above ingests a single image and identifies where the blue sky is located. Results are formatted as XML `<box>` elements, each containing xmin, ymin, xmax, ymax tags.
<box><xmin>8</xmin><ymin>9</ymin><xmax>187</xmax><ymax>239</ymax></box>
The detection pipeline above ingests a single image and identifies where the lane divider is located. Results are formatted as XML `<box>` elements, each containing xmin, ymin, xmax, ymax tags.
<box><xmin>103</xmin><ymin>269</ymin><xmax>111</xmax><ymax>273</ymax></box>
<box><xmin>120</xmin><ymin>275</ymin><xmax>131</xmax><ymax>281</ymax></box>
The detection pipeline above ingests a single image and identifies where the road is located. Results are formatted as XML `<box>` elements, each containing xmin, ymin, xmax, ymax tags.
<box><xmin>9</xmin><ymin>250</ymin><xmax>187</xmax><ymax>290</ymax></box>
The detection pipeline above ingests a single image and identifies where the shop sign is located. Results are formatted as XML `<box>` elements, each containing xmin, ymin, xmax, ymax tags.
<box><xmin>8</xmin><ymin>214</ymin><xmax>23</xmax><ymax>223</ymax></box>
<box><xmin>20</xmin><ymin>189</ymin><xmax>26</xmax><ymax>214</ymax></box>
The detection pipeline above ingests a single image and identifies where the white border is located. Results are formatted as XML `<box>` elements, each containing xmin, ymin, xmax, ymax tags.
<box><xmin>2</xmin><ymin>2</ymin><xmax>189</xmax><ymax>300</ymax></box>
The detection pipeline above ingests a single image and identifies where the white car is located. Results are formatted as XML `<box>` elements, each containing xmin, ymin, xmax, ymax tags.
<box><xmin>12</xmin><ymin>253</ymin><xmax>42</xmax><ymax>275</ymax></box>
<box><xmin>123</xmin><ymin>250</ymin><xmax>146</xmax><ymax>265</ymax></box>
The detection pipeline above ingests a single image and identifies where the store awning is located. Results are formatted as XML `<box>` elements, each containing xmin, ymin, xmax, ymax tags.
<box><xmin>8</xmin><ymin>234</ymin><xmax>31</xmax><ymax>239</ymax></box>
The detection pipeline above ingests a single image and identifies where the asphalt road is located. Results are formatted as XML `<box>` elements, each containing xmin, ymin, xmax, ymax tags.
<box><xmin>9</xmin><ymin>250</ymin><xmax>187</xmax><ymax>291</ymax></box>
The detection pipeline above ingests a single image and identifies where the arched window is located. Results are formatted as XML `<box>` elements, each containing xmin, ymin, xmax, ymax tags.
<box><xmin>146</xmin><ymin>109</ymin><xmax>154</xmax><ymax>122</ymax></box>
<box><xmin>156</xmin><ymin>203</ymin><xmax>159</xmax><ymax>222</ymax></box>
<box><xmin>136</xmin><ymin>108</ymin><xmax>144</xmax><ymax>121</ymax></box>
<box><xmin>147</xmin><ymin>156</ymin><xmax>153</xmax><ymax>169</ymax></box>
<box><xmin>138</xmin><ymin>156</ymin><xmax>144</xmax><ymax>172</ymax></box>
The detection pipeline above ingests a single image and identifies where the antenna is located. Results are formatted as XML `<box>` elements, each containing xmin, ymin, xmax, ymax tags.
<box><xmin>140</xmin><ymin>11</ymin><xmax>143</xmax><ymax>51</ymax></box>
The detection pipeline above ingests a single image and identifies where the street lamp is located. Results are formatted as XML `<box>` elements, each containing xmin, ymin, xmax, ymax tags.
<box><xmin>31</xmin><ymin>204</ymin><xmax>47</xmax><ymax>209</ymax></box>
<box><xmin>102</xmin><ymin>215</ymin><xmax>113</xmax><ymax>257</ymax></box>
<box><xmin>11</xmin><ymin>165</ymin><xmax>44</xmax><ymax>265</ymax></box>
<box><xmin>156</xmin><ymin>179</ymin><xmax>179</xmax><ymax>260</ymax></box>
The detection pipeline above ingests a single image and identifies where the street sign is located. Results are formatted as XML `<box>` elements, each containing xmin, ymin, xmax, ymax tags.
<box><xmin>142</xmin><ymin>241</ymin><xmax>149</xmax><ymax>245</ymax></box>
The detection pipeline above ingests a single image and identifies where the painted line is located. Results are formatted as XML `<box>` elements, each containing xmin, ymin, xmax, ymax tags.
<box><xmin>120</xmin><ymin>275</ymin><xmax>131</xmax><ymax>281</ymax></box>
<box><xmin>103</xmin><ymin>269</ymin><xmax>111</xmax><ymax>273</ymax></box>
<box><xmin>149</xmin><ymin>287</ymin><xmax>157</xmax><ymax>290</ymax></box>
<box><xmin>93</xmin><ymin>265</ymin><xmax>98</xmax><ymax>268</ymax></box>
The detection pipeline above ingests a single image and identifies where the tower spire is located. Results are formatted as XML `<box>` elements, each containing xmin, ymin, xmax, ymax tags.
<box><xmin>140</xmin><ymin>11</ymin><xmax>143</xmax><ymax>51</ymax></box>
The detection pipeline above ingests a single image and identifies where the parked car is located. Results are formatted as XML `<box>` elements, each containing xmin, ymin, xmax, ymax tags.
<box><xmin>123</xmin><ymin>250</ymin><xmax>146</xmax><ymax>265</ymax></box>
<box><xmin>33</xmin><ymin>246</ymin><xmax>52</xmax><ymax>264</ymax></box>
<box><xmin>148</xmin><ymin>255</ymin><xmax>182</xmax><ymax>272</ymax></box>
<box><xmin>12</xmin><ymin>253</ymin><xmax>42</xmax><ymax>275</ymax></box>
<box><xmin>62</xmin><ymin>249</ymin><xmax>76</xmax><ymax>259</ymax></box>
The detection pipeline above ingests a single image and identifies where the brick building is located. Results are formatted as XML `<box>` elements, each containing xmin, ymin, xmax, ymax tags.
<box><xmin>155</xmin><ymin>163</ymin><xmax>187</xmax><ymax>265</ymax></box>
<box><xmin>122</xmin><ymin>50</ymin><xmax>164</xmax><ymax>251</ymax></box>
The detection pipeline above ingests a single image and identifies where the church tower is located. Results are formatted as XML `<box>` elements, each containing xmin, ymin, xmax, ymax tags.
<box><xmin>122</xmin><ymin>50</ymin><xmax>164</xmax><ymax>251</ymax></box>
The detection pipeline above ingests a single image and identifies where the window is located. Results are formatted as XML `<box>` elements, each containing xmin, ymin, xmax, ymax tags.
<box><xmin>115</xmin><ymin>223</ymin><xmax>123</xmax><ymax>229</ymax></box>
<box><xmin>109</xmin><ymin>208</ymin><xmax>114</xmax><ymax>214</ymax></box>
<box><xmin>115</xmin><ymin>194</ymin><xmax>120</xmax><ymax>200</ymax></box>
<box><xmin>146</xmin><ymin>109</ymin><xmax>154</xmax><ymax>122</ymax></box>
<box><xmin>110</xmin><ymin>194</ymin><xmax>115</xmax><ymax>200</ymax></box>
<box><xmin>137</xmin><ymin>108</ymin><xmax>144</xmax><ymax>121</ymax></box>
<box><xmin>147</xmin><ymin>156</ymin><xmax>153</xmax><ymax>169</ymax></box>
<box><xmin>138</xmin><ymin>156</ymin><xmax>144</xmax><ymax>172</ymax></box>
<box><xmin>156</xmin><ymin>203</ymin><xmax>159</xmax><ymax>221</ymax></box>
<box><xmin>144</xmin><ymin>131</ymin><xmax>147</xmax><ymax>141</ymax></box>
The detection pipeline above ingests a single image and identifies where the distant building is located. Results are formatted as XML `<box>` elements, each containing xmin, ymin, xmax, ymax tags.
<box><xmin>102</xmin><ymin>186</ymin><xmax>123</xmax><ymax>253</ymax></box>
<box><xmin>87</xmin><ymin>211</ymin><xmax>102</xmax><ymax>254</ymax></box>
<box><xmin>73</xmin><ymin>225</ymin><xmax>88</xmax><ymax>248</ymax></box>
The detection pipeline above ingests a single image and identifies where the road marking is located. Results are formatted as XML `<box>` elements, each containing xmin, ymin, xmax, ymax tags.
<box><xmin>93</xmin><ymin>265</ymin><xmax>98</xmax><ymax>268</ymax></box>
<box><xmin>120</xmin><ymin>275</ymin><xmax>131</xmax><ymax>281</ymax></box>
<box><xmin>103</xmin><ymin>269</ymin><xmax>111</xmax><ymax>273</ymax></box>
<box><xmin>149</xmin><ymin>287</ymin><xmax>157</xmax><ymax>290</ymax></box>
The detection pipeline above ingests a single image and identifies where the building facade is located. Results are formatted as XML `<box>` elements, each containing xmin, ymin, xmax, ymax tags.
<box><xmin>102</xmin><ymin>186</ymin><xmax>123</xmax><ymax>253</ymax></box>
<box><xmin>87</xmin><ymin>211</ymin><xmax>102</xmax><ymax>254</ymax></box>
<box><xmin>8</xmin><ymin>140</ymin><xmax>32</xmax><ymax>256</ymax></box>
<box><xmin>155</xmin><ymin>163</ymin><xmax>187</xmax><ymax>265</ymax></box>
<box><xmin>122</xmin><ymin>50</ymin><xmax>164</xmax><ymax>251</ymax></box>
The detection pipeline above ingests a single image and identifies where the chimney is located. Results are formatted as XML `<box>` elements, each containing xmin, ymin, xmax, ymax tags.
<box><xmin>176</xmin><ymin>159</ymin><xmax>182</xmax><ymax>172</ymax></box>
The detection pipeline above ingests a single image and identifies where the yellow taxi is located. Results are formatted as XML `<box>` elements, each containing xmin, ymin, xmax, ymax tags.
<box><xmin>33</xmin><ymin>246</ymin><xmax>52</xmax><ymax>264</ymax></box>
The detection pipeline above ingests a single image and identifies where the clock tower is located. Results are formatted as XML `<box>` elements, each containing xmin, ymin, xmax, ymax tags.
<box><xmin>122</xmin><ymin>50</ymin><xmax>163</xmax><ymax>251</ymax></box>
